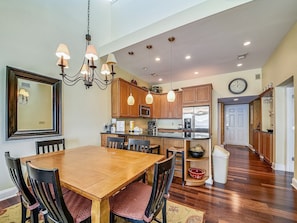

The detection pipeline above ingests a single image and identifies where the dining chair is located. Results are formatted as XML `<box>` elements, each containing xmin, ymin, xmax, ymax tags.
<box><xmin>4</xmin><ymin>151</ymin><xmax>47</xmax><ymax>223</ymax></box>
<box><xmin>26</xmin><ymin>161</ymin><xmax>92</xmax><ymax>223</ymax></box>
<box><xmin>127</xmin><ymin>138</ymin><xmax>151</xmax><ymax>153</ymax></box>
<box><xmin>109</xmin><ymin>153</ymin><xmax>176</xmax><ymax>223</ymax></box>
<box><xmin>107</xmin><ymin>136</ymin><xmax>125</xmax><ymax>149</ymax></box>
<box><xmin>35</xmin><ymin>138</ymin><xmax>65</xmax><ymax>154</ymax></box>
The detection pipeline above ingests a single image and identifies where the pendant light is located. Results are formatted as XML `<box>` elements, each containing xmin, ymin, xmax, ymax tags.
<box><xmin>145</xmin><ymin>45</ymin><xmax>153</xmax><ymax>104</ymax></box>
<box><xmin>127</xmin><ymin>93</ymin><xmax>135</xmax><ymax>105</ymax></box>
<box><xmin>167</xmin><ymin>37</ymin><xmax>176</xmax><ymax>102</ymax></box>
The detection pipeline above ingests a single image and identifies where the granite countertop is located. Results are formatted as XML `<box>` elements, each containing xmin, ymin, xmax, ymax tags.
<box><xmin>101</xmin><ymin>131</ymin><xmax>210</xmax><ymax>140</ymax></box>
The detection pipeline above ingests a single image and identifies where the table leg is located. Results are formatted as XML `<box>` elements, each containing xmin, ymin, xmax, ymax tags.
<box><xmin>91</xmin><ymin>198</ymin><xmax>110</xmax><ymax>223</ymax></box>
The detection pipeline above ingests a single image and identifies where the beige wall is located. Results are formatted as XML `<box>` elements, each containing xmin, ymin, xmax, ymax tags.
<box><xmin>262</xmin><ymin>22</ymin><xmax>297</xmax><ymax>187</ymax></box>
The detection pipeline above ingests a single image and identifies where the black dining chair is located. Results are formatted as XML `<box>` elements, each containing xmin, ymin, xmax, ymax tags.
<box><xmin>127</xmin><ymin>138</ymin><xmax>151</xmax><ymax>153</ymax></box>
<box><xmin>35</xmin><ymin>138</ymin><xmax>65</xmax><ymax>154</ymax></box>
<box><xmin>4</xmin><ymin>151</ymin><xmax>47</xmax><ymax>223</ymax></box>
<box><xmin>26</xmin><ymin>161</ymin><xmax>92</xmax><ymax>223</ymax></box>
<box><xmin>107</xmin><ymin>136</ymin><xmax>125</xmax><ymax>149</ymax></box>
<box><xmin>109</xmin><ymin>153</ymin><xmax>176</xmax><ymax>223</ymax></box>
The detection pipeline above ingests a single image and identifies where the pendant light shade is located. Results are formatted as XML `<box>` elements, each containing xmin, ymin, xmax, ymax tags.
<box><xmin>167</xmin><ymin>90</ymin><xmax>176</xmax><ymax>102</ymax></box>
<box><xmin>127</xmin><ymin>93</ymin><xmax>135</xmax><ymax>105</ymax></box>
<box><xmin>145</xmin><ymin>91</ymin><xmax>153</xmax><ymax>104</ymax></box>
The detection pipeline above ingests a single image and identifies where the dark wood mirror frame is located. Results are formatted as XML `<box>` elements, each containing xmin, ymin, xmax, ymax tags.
<box><xmin>6</xmin><ymin>66</ymin><xmax>62</xmax><ymax>140</ymax></box>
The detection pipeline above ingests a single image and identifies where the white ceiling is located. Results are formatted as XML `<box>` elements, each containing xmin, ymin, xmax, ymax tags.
<box><xmin>110</xmin><ymin>0</ymin><xmax>297</xmax><ymax>85</ymax></box>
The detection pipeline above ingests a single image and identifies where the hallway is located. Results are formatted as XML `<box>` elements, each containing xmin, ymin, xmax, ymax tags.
<box><xmin>170</xmin><ymin>145</ymin><xmax>297</xmax><ymax>223</ymax></box>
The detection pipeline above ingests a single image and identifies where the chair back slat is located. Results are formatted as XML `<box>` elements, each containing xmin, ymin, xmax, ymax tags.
<box><xmin>26</xmin><ymin>161</ymin><xmax>74</xmax><ymax>223</ymax></box>
<box><xmin>127</xmin><ymin>139</ymin><xmax>151</xmax><ymax>153</ymax></box>
<box><xmin>107</xmin><ymin>137</ymin><xmax>125</xmax><ymax>149</ymax></box>
<box><xmin>145</xmin><ymin>153</ymin><xmax>176</xmax><ymax>220</ymax></box>
<box><xmin>36</xmin><ymin>139</ymin><xmax>65</xmax><ymax>154</ymax></box>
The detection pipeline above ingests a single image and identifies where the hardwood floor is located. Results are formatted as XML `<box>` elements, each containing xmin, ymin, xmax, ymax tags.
<box><xmin>170</xmin><ymin>145</ymin><xmax>297</xmax><ymax>223</ymax></box>
<box><xmin>1</xmin><ymin>145</ymin><xmax>296</xmax><ymax>222</ymax></box>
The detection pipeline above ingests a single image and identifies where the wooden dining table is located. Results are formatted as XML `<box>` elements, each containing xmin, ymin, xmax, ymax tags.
<box><xmin>21</xmin><ymin>145</ymin><xmax>164</xmax><ymax>223</ymax></box>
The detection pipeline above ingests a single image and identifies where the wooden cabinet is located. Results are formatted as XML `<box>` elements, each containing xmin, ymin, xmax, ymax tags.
<box><xmin>262</xmin><ymin>132</ymin><xmax>273</xmax><ymax>163</ymax></box>
<box><xmin>151</xmin><ymin>93</ymin><xmax>161</xmax><ymax>118</ymax></box>
<box><xmin>159</xmin><ymin>91</ymin><xmax>182</xmax><ymax>119</ymax></box>
<box><xmin>184</xmin><ymin>138</ymin><xmax>212</xmax><ymax>186</ymax></box>
<box><xmin>182</xmin><ymin>84</ymin><xmax>212</xmax><ymax>106</ymax></box>
<box><xmin>111</xmin><ymin>78</ymin><xmax>144</xmax><ymax>118</ymax></box>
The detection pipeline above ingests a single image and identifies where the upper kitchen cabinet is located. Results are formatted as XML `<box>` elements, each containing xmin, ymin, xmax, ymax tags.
<box><xmin>151</xmin><ymin>93</ymin><xmax>161</xmax><ymax>118</ymax></box>
<box><xmin>159</xmin><ymin>91</ymin><xmax>182</xmax><ymax>119</ymax></box>
<box><xmin>111</xmin><ymin>78</ymin><xmax>140</xmax><ymax>118</ymax></box>
<box><xmin>182</xmin><ymin>84</ymin><xmax>212</xmax><ymax>106</ymax></box>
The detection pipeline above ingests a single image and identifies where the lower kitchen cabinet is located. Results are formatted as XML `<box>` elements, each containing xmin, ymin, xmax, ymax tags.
<box><xmin>252</xmin><ymin>129</ymin><xmax>273</xmax><ymax>164</ymax></box>
<box><xmin>184</xmin><ymin>138</ymin><xmax>212</xmax><ymax>186</ymax></box>
<box><xmin>262</xmin><ymin>132</ymin><xmax>273</xmax><ymax>163</ymax></box>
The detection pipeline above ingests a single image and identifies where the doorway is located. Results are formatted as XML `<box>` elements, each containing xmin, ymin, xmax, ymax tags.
<box><xmin>224</xmin><ymin>104</ymin><xmax>249</xmax><ymax>146</ymax></box>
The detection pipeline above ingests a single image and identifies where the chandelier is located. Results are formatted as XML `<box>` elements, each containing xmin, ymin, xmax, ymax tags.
<box><xmin>55</xmin><ymin>0</ymin><xmax>117</xmax><ymax>90</ymax></box>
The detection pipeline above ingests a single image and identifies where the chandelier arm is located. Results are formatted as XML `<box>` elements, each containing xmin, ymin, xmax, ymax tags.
<box><xmin>62</xmin><ymin>76</ymin><xmax>85</xmax><ymax>87</ymax></box>
<box><xmin>93</xmin><ymin>79</ymin><xmax>109</xmax><ymax>90</ymax></box>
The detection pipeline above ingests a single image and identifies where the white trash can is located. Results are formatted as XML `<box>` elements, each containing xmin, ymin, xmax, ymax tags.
<box><xmin>212</xmin><ymin>145</ymin><xmax>230</xmax><ymax>184</ymax></box>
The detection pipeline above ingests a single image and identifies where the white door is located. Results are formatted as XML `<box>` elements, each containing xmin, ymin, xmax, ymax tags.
<box><xmin>286</xmin><ymin>87</ymin><xmax>294</xmax><ymax>172</ymax></box>
<box><xmin>224</xmin><ymin>104</ymin><xmax>249</xmax><ymax>146</ymax></box>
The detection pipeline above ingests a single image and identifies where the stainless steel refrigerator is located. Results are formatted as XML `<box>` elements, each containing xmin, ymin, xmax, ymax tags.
<box><xmin>182</xmin><ymin>106</ymin><xmax>210</xmax><ymax>133</ymax></box>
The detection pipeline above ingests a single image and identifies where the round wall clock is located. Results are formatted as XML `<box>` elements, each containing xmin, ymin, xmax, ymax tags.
<box><xmin>228</xmin><ymin>78</ymin><xmax>248</xmax><ymax>94</ymax></box>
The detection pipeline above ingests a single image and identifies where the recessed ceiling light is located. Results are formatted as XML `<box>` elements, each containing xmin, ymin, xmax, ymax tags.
<box><xmin>194</xmin><ymin>71</ymin><xmax>199</xmax><ymax>75</ymax></box>
<box><xmin>233</xmin><ymin>98</ymin><xmax>239</xmax><ymax>101</ymax></box>
<box><xmin>155</xmin><ymin>57</ymin><xmax>160</xmax><ymax>62</ymax></box>
<box><xmin>243</xmin><ymin>41</ymin><xmax>251</xmax><ymax>46</ymax></box>
<box><xmin>158</xmin><ymin>78</ymin><xmax>163</xmax><ymax>82</ymax></box>
<box><xmin>237</xmin><ymin>63</ymin><xmax>243</xmax><ymax>67</ymax></box>
<box><xmin>185</xmin><ymin>55</ymin><xmax>191</xmax><ymax>60</ymax></box>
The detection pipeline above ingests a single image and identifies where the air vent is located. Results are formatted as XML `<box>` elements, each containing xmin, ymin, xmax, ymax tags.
<box><xmin>255</xmin><ymin>73</ymin><xmax>261</xmax><ymax>80</ymax></box>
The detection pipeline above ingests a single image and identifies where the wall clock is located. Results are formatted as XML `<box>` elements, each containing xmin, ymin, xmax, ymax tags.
<box><xmin>228</xmin><ymin>78</ymin><xmax>248</xmax><ymax>94</ymax></box>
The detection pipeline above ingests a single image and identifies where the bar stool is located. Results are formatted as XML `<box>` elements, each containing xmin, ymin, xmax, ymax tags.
<box><xmin>166</xmin><ymin>146</ymin><xmax>185</xmax><ymax>185</ymax></box>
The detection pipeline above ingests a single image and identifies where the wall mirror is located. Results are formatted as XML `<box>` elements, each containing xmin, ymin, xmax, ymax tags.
<box><xmin>6</xmin><ymin>66</ymin><xmax>62</xmax><ymax>140</ymax></box>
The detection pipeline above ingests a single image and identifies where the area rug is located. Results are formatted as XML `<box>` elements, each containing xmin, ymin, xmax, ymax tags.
<box><xmin>0</xmin><ymin>200</ymin><xmax>205</xmax><ymax>223</ymax></box>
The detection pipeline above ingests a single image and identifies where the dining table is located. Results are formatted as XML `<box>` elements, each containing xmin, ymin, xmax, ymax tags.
<box><xmin>21</xmin><ymin>145</ymin><xmax>164</xmax><ymax>223</ymax></box>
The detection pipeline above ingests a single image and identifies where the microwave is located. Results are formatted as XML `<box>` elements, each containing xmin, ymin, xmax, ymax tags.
<box><xmin>139</xmin><ymin>105</ymin><xmax>151</xmax><ymax>118</ymax></box>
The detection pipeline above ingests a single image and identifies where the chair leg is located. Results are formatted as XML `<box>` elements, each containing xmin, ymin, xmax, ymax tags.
<box><xmin>110</xmin><ymin>212</ymin><xmax>115</xmax><ymax>223</ymax></box>
<box><xmin>30</xmin><ymin>208</ymin><xmax>39</xmax><ymax>223</ymax></box>
<box><xmin>21</xmin><ymin>202</ymin><xmax>27</xmax><ymax>223</ymax></box>
<box><xmin>162</xmin><ymin>200</ymin><xmax>167</xmax><ymax>223</ymax></box>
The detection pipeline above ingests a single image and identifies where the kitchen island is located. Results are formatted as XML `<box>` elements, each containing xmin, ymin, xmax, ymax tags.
<box><xmin>100</xmin><ymin>131</ymin><xmax>213</xmax><ymax>186</ymax></box>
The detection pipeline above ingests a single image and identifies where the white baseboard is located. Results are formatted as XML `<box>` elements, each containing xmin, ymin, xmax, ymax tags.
<box><xmin>291</xmin><ymin>177</ymin><xmax>297</xmax><ymax>190</ymax></box>
<box><xmin>272</xmin><ymin>163</ymin><xmax>286</xmax><ymax>171</ymax></box>
<box><xmin>0</xmin><ymin>187</ymin><xmax>18</xmax><ymax>201</ymax></box>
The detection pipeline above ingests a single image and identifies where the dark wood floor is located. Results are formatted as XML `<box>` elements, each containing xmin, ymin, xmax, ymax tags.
<box><xmin>1</xmin><ymin>145</ymin><xmax>296</xmax><ymax>222</ymax></box>
<box><xmin>170</xmin><ymin>145</ymin><xmax>297</xmax><ymax>223</ymax></box>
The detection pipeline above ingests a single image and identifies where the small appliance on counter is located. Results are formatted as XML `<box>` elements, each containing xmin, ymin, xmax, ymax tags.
<box><xmin>147</xmin><ymin>120</ymin><xmax>157</xmax><ymax>135</ymax></box>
